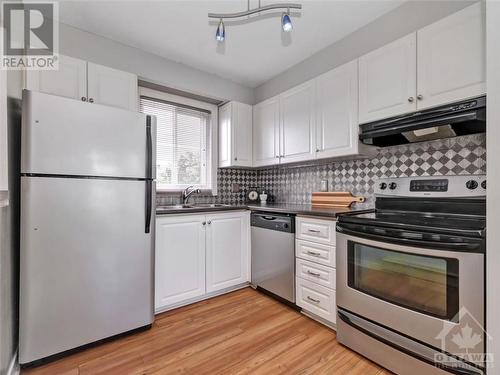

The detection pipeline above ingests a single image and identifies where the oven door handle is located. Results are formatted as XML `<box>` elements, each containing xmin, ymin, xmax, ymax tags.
<box><xmin>337</xmin><ymin>311</ymin><xmax>483</xmax><ymax>375</ymax></box>
<box><xmin>336</xmin><ymin>224</ymin><xmax>483</xmax><ymax>253</ymax></box>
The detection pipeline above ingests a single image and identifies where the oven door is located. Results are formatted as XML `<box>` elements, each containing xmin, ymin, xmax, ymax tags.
<box><xmin>336</xmin><ymin>225</ymin><xmax>484</xmax><ymax>356</ymax></box>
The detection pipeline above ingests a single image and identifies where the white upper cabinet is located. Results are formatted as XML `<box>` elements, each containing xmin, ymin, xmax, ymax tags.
<box><xmin>218</xmin><ymin>103</ymin><xmax>232</xmax><ymax>168</ymax></box>
<box><xmin>253</xmin><ymin>97</ymin><xmax>280</xmax><ymax>167</ymax></box>
<box><xmin>416</xmin><ymin>2</ymin><xmax>485</xmax><ymax>109</ymax></box>
<box><xmin>25</xmin><ymin>54</ymin><xmax>138</xmax><ymax>111</ymax></box>
<box><xmin>279</xmin><ymin>81</ymin><xmax>316</xmax><ymax>164</ymax></box>
<box><xmin>359</xmin><ymin>33</ymin><xmax>417</xmax><ymax>124</ymax></box>
<box><xmin>87</xmin><ymin>62</ymin><xmax>138</xmax><ymax>111</ymax></box>
<box><xmin>155</xmin><ymin>215</ymin><xmax>206</xmax><ymax>310</ymax></box>
<box><xmin>218</xmin><ymin>101</ymin><xmax>253</xmax><ymax>168</ymax></box>
<box><xmin>25</xmin><ymin>54</ymin><xmax>87</xmax><ymax>101</ymax></box>
<box><xmin>315</xmin><ymin>60</ymin><xmax>359</xmax><ymax>158</ymax></box>
<box><xmin>359</xmin><ymin>3</ymin><xmax>485</xmax><ymax>123</ymax></box>
<box><xmin>205</xmin><ymin>212</ymin><xmax>250</xmax><ymax>293</ymax></box>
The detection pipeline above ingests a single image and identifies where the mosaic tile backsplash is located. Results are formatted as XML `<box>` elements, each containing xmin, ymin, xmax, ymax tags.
<box><xmin>157</xmin><ymin>133</ymin><xmax>486</xmax><ymax>209</ymax></box>
<box><xmin>258</xmin><ymin>133</ymin><xmax>486</xmax><ymax>209</ymax></box>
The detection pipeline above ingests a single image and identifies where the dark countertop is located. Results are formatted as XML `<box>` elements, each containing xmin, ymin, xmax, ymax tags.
<box><xmin>156</xmin><ymin>203</ymin><xmax>352</xmax><ymax>219</ymax></box>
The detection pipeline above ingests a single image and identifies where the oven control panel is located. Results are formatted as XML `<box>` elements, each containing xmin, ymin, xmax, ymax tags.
<box><xmin>376</xmin><ymin>175</ymin><xmax>486</xmax><ymax>197</ymax></box>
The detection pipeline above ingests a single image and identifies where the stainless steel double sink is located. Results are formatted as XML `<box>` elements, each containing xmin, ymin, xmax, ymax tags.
<box><xmin>156</xmin><ymin>203</ymin><xmax>232</xmax><ymax>212</ymax></box>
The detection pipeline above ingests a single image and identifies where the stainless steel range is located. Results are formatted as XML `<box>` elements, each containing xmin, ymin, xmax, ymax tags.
<box><xmin>336</xmin><ymin>175</ymin><xmax>486</xmax><ymax>375</ymax></box>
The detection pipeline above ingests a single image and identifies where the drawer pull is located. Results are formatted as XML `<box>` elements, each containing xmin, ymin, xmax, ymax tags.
<box><xmin>307</xmin><ymin>250</ymin><xmax>321</xmax><ymax>256</ymax></box>
<box><xmin>308</xmin><ymin>229</ymin><xmax>321</xmax><ymax>233</ymax></box>
<box><xmin>307</xmin><ymin>296</ymin><xmax>320</xmax><ymax>303</ymax></box>
<box><xmin>307</xmin><ymin>270</ymin><xmax>321</xmax><ymax>277</ymax></box>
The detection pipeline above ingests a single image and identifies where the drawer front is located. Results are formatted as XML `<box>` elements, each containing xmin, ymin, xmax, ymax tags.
<box><xmin>296</xmin><ymin>278</ymin><xmax>336</xmax><ymax>324</ymax></box>
<box><xmin>296</xmin><ymin>239</ymin><xmax>336</xmax><ymax>268</ymax></box>
<box><xmin>296</xmin><ymin>217</ymin><xmax>336</xmax><ymax>245</ymax></box>
<box><xmin>296</xmin><ymin>258</ymin><xmax>336</xmax><ymax>290</ymax></box>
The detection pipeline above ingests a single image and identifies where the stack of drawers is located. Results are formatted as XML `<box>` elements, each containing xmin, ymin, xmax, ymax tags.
<box><xmin>295</xmin><ymin>216</ymin><xmax>337</xmax><ymax>327</ymax></box>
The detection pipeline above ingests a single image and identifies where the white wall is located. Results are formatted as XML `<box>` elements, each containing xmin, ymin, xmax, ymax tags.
<box><xmin>486</xmin><ymin>0</ymin><xmax>500</xmax><ymax>371</ymax></box>
<box><xmin>255</xmin><ymin>0</ymin><xmax>475</xmax><ymax>103</ymax></box>
<box><xmin>58</xmin><ymin>23</ymin><xmax>254</xmax><ymax>105</ymax></box>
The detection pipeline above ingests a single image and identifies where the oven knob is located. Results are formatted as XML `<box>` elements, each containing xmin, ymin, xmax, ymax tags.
<box><xmin>466</xmin><ymin>180</ymin><xmax>478</xmax><ymax>190</ymax></box>
<box><xmin>481</xmin><ymin>180</ymin><xmax>486</xmax><ymax>189</ymax></box>
<box><xmin>379</xmin><ymin>182</ymin><xmax>387</xmax><ymax>190</ymax></box>
<box><xmin>389</xmin><ymin>182</ymin><xmax>397</xmax><ymax>190</ymax></box>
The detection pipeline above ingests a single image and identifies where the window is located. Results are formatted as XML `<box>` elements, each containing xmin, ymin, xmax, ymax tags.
<box><xmin>139</xmin><ymin>88</ymin><xmax>217</xmax><ymax>193</ymax></box>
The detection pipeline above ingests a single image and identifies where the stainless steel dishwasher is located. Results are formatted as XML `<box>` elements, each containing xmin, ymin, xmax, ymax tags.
<box><xmin>251</xmin><ymin>212</ymin><xmax>295</xmax><ymax>303</ymax></box>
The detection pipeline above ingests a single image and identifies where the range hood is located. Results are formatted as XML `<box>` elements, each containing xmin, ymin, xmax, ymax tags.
<box><xmin>359</xmin><ymin>96</ymin><xmax>486</xmax><ymax>147</ymax></box>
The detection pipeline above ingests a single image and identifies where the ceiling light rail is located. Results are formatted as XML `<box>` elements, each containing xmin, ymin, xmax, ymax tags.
<box><xmin>210</xmin><ymin>3</ymin><xmax>301</xmax><ymax>42</ymax></box>
<box><xmin>208</xmin><ymin>3</ymin><xmax>302</xmax><ymax>19</ymax></box>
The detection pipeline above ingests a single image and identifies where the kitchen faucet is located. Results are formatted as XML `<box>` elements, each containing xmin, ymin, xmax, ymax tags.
<box><xmin>181</xmin><ymin>186</ymin><xmax>201</xmax><ymax>204</ymax></box>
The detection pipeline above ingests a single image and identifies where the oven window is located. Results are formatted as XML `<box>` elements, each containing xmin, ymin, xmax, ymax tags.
<box><xmin>348</xmin><ymin>242</ymin><xmax>459</xmax><ymax>320</ymax></box>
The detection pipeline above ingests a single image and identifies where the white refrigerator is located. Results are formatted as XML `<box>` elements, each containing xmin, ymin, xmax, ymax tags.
<box><xmin>19</xmin><ymin>90</ymin><xmax>156</xmax><ymax>365</ymax></box>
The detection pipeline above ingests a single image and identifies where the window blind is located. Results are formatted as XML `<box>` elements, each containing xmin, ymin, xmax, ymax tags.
<box><xmin>140</xmin><ymin>96</ymin><xmax>210</xmax><ymax>190</ymax></box>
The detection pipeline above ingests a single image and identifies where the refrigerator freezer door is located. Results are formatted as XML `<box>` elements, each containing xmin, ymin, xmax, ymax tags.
<box><xmin>21</xmin><ymin>90</ymin><xmax>156</xmax><ymax>179</ymax></box>
<box><xmin>19</xmin><ymin>176</ymin><xmax>155</xmax><ymax>364</ymax></box>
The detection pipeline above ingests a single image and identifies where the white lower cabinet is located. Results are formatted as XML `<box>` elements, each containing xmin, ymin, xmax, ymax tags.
<box><xmin>155</xmin><ymin>211</ymin><xmax>250</xmax><ymax>312</ymax></box>
<box><xmin>206</xmin><ymin>212</ymin><xmax>251</xmax><ymax>293</ymax></box>
<box><xmin>296</xmin><ymin>278</ymin><xmax>336</xmax><ymax>324</ymax></box>
<box><xmin>295</xmin><ymin>216</ymin><xmax>337</xmax><ymax>327</ymax></box>
<box><xmin>155</xmin><ymin>215</ymin><xmax>206</xmax><ymax>308</ymax></box>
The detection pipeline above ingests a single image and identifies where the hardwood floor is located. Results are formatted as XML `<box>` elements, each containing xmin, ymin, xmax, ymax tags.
<box><xmin>22</xmin><ymin>288</ymin><xmax>391</xmax><ymax>375</ymax></box>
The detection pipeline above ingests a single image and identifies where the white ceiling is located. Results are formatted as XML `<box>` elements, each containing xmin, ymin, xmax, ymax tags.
<box><xmin>59</xmin><ymin>0</ymin><xmax>404</xmax><ymax>88</ymax></box>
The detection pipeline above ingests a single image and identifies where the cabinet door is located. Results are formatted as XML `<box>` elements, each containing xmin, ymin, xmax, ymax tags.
<box><xmin>206</xmin><ymin>212</ymin><xmax>250</xmax><ymax>293</ymax></box>
<box><xmin>315</xmin><ymin>60</ymin><xmax>359</xmax><ymax>159</ymax></box>
<box><xmin>233</xmin><ymin>102</ymin><xmax>253</xmax><ymax>167</ymax></box>
<box><xmin>279</xmin><ymin>81</ymin><xmax>315</xmax><ymax>164</ymax></box>
<box><xmin>155</xmin><ymin>215</ymin><xmax>206</xmax><ymax>310</ymax></box>
<box><xmin>25</xmin><ymin>54</ymin><xmax>87</xmax><ymax>101</ymax></box>
<box><xmin>87</xmin><ymin>62</ymin><xmax>138</xmax><ymax>111</ymax></box>
<box><xmin>218</xmin><ymin>102</ymin><xmax>232</xmax><ymax>168</ymax></box>
<box><xmin>253</xmin><ymin>97</ymin><xmax>280</xmax><ymax>167</ymax></box>
<box><xmin>417</xmin><ymin>3</ymin><xmax>485</xmax><ymax>110</ymax></box>
<box><xmin>359</xmin><ymin>33</ymin><xmax>417</xmax><ymax>123</ymax></box>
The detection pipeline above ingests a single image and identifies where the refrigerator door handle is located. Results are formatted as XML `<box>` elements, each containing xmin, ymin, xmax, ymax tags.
<box><xmin>146</xmin><ymin>116</ymin><xmax>153</xmax><ymax>179</ymax></box>
<box><xmin>145</xmin><ymin>115</ymin><xmax>153</xmax><ymax>234</ymax></box>
<box><xmin>145</xmin><ymin>180</ymin><xmax>152</xmax><ymax>233</ymax></box>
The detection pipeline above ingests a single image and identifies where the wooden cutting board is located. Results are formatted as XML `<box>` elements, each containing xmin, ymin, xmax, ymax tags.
<box><xmin>311</xmin><ymin>192</ymin><xmax>365</xmax><ymax>208</ymax></box>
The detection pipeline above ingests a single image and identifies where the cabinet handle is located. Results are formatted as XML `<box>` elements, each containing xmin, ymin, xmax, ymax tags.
<box><xmin>307</xmin><ymin>296</ymin><xmax>320</xmax><ymax>303</ymax></box>
<box><xmin>307</xmin><ymin>250</ymin><xmax>321</xmax><ymax>257</ymax></box>
<box><xmin>275</xmin><ymin>155</ymin><xmax>280</xmax><ymax>159</ymax></box>
<box><xmin>417</xmin><ymin>94</ymin><xmax>423</xmax><ymax>100</ymax></box>
<box><xmin>407</xmin><ymin>97</ymin><xmax>414</xmax><ymax>103</ymax></box>
<box><xmin>202</xmin><ymin>221</ymin><xmax>206</xmax><ymax>226</ymax></box>
<box><xmin>81</xmin><ymin>97</ymin><xmax>87</xmax><ymax>102</ymax></box>
<box><xmin>208</xmin><ymin>220</ymin><xmax>212</xmax><ymax>225</ymax></box>
<box><xmin>307</xmin><ymin>270</ymin><xmax>321</xmax><ymax>277</ymax></box>
<box><xmin>308</xmin><ymin>229</ymin><xmax>321</xmax><ymax>233</ymax></box>
<box><xmin>234</xmin><ymin>157</ymin><xmax>238</xmax><ymax>161</ymax></box>
<box><xmin>89</xmin><ymin>98</ymin><xmax>94</xmax><ymax>103</ymax></box>
<box><xmin>315</xmin><ymin>148</ymin><xmax>320</xmax><ymax>153</ymax></box>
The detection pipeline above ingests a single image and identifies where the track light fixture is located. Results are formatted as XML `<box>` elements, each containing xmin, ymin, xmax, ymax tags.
<box><xmin>216</xmin><ymin>19</ymin><xmax>225</xmax><ymax>42</ymax></box>
<box><xmin>281</xmin><ymin>10</ymin><xmax>292</xmax><ymax>32</ymax></box>
<box><xmin>209</xmin><ymin>2</ymin><xmax>301</xmax><ymax>42</ymax></box>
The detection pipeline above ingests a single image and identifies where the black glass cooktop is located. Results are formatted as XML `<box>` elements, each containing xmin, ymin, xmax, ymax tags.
<box><xmin>339</xmin><ymin>209</ymin><xmax>486</xmax><ymax>238</ymax></box>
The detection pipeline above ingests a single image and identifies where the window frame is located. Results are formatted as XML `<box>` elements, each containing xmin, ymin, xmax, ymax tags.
<box><xmin>139</xmin><ymin>86</ymin><xmax>218</xmax><ymax>195</ymax></box>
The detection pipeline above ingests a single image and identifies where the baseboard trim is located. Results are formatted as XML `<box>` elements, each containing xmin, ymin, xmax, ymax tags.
<box><xmin>301</xmin><ymin>310</ymin><xmax>337</xmax><ymax>331</ymax></box>
<box><xmin>7</xmin><ymin>350</ymin><xmax>20</xmax><ymax>375</ymax></box>
<box><xmin>155</xmin><ymin>283</ymin><xmax>250</xmax><ymax>314</ymax></box>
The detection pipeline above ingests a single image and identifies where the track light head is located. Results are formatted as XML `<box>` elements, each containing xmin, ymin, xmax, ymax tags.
<box><xmin>216</xmin><ymin>19</ymin><xmax>225</xmax><ymax>42</ymax></box>
<box><xmin>281</xmin><ymin>12</ymin><xmax>292</xmax><ymax>32</ymax></box>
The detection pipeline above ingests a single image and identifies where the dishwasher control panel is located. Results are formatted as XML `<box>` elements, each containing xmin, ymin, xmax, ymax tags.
<box><xmin>251</xmin><ymin>212</ymin><xmax>295</xmax><ymax>233</ymax></box>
